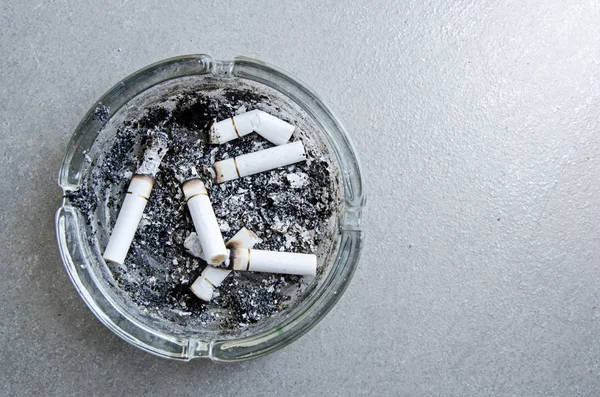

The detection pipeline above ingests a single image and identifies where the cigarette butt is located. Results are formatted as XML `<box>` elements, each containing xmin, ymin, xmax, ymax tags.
<box><xmin>253</xmin><ymin>111</ymin><xmax>295</xmax><ymax>146</ymax></box>
<box><xmin>209</xmin><ymin>110</ymin><xmax>258</xmax><ymax>144</ymax></box>
<box><xmin>225</xmin><ymin>226</ymin><xmax>261</xmax><ymax>249</ymax></box>
<box><xmin>213</xmin><ymin>141</ymin><xmax>306</xmax><ymax>183</ymax></box>
<box><xmin>182</xmin><ymin>179</ymin><xmax>228</xmax><ymax>265</ymax></box>
<box><xmin>190</xmin><ymin>266</ymin><xmax>230</xmax><ymax>301</ymax></box>
<box><xmin>185</xmin><ymin>227</ymin><xmax>260</xmax><ymax>261</ymax></box>
<box><xmin>103</xmin><ymin>175</ymin><xmax>154</xmax><ymax>265</ymax></box>
<box><xmin>230</xmin><ymin>248</ymin><xmax>317</xmax><ymax>276</ymax></box>
<box><xmin>190</xmin><ymin>227</ymin><xmax>260</xmax><ymax>301</ymax></box>
<box><xmin>209</xmin><ymin>110</ymin><xmax>295</xmax><ymax>146</ymax></box>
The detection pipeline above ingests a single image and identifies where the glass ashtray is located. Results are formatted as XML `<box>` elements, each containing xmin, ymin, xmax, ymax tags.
<box><xmin>56</xmin><ymin>54</ymin><xmax>365</xmax><ymax>361</ymax></box>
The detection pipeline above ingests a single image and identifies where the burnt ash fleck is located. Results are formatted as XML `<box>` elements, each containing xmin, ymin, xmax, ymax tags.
<box><xmin>136</xmin><ymin>106</ymin><xmax>171</xmax><ymax>131</ymax></box>
<box><xmin>65</xmin><ymin>183</ymin><xmax>97</xmax><ymax>224</ymax></box>
<box><xmin>222</xmin><ymin>88</ymin><xmax>268</xmax><ymax>108</ymax></box>
<box><xmin>93</xmin><ymin>103</ymin><xmax>109</xmax><ymax>122</ymax></box>
<box><xmin>67</xmin><ymin>86</ymin><xmax>339</xmax><ymax>330</ymax></box>
<box><xmin>212</xmin><ymin>276</ymin><xmax>292</xmax><ymax>327</ymax></box>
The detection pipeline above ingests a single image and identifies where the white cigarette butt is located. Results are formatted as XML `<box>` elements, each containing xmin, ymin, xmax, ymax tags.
<box><xmin>209</xmin><ymin>110</ymin><xmax>295</xmax><ymax>146</ymax></box>
<box><xmin>103</xmin><ymin>133</ymin><xmax>168</xmax><ymax>265</ymax></box>
<box><xmin>230</xmin><ymin>248</ymin><xmax>317</xmax><ymax>276</ymax></box>
<box><xmin>213</xmin><ymin>141</ymin><xmax>306</xmax><ymax>184</ymax></box>
<box><xmin>190</xmin><ymin>227</ymin><xmax>260</xmax><ymax>301</ymax></box>
<box><xmin>103</xmin><ymin>175</ymin><xmax>154</xmax><ymax>265</ymax></box>
<box><xmin>182</xmin><ymin>179</ymin><xmax>228</xmax><ymax>265</ymax></box>
<box><xmin>209</xmin><ymin>110</ymin><xmax>257</xmax><ymax>144</ymax></box>
<box><xmin>225</xmin><ymin>227</ymin><xmax>261</xmax><ymax>250</ymax></box>
<box><xmin>253</xmin><ymin>111</ymin><xmax>295</xmax><ymax>145</ymax></box>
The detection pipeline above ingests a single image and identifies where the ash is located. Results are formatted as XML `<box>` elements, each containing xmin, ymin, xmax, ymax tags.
<box><xmin>93</xmin><ymin>103</ymin><xmax>109</xmax><ymax>122</ymax></box>
<box><xmin>69</xmin><ymin>82</ymin><xmax>339</xmax><ymax>330</ymax></box>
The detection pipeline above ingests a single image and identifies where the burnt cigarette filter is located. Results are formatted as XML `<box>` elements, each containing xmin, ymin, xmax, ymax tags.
<box><xmin>182</xmin><ymin>178</ymin><xmax>228</xmax><ymax>265</ymax></box>
<box><xmin>103</xmin><ymin>175</ymin><xmax>154</xmax><ymax>265</ymax></box>
<box><xmin>209</xmin><ymin>110</ymin><xmax>295</xmax><ymax>146</ymax></box>
<box><xmin>213</xmin><ymin>141</ymin><xmax>306</xmax><ymax>184</ymax></box>
<box><xmin>190</xmin><ymin>227</ymin><xmax>260</xmax><ymax>301</ymax></box>
<box><xmin>230</xmin><ymin>248</ymin><xmax>317</xmax><ymax>276</ymax></box>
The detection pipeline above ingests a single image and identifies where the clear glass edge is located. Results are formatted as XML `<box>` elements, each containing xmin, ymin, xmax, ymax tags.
<box><xmin>56</xmin><ymin>207</ymin><xmax>199</xmax><ymax>361</ymax></box>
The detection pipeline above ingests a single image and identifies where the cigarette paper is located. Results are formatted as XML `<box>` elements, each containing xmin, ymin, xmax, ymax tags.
<box><xmin>230</xmin><ymin>248</ymin><xmax>317</xmax><ymax>276</ymax></box>
<box><xmin>182</xmin><ymin>178</ymin><xmax>228</xmax><ymax>265</ymax></box>
<box><xmin>103</xmin><ymin>175</ymin><xmax>154</xmax><ymax>265</ymax></box>
<box><xmin>213</xmin><ymin>141</ymin><xmax>306</xmax><ymax>184</ymax></box>
<box><xmin>209</xmin><ymin>110</ymin><xmax>295</xmax><ymax>146</ymax></box>
<box><xmin>190</xmin><ymin>227</ymin><xmax>260</xmax><ymax>301</ymax></box>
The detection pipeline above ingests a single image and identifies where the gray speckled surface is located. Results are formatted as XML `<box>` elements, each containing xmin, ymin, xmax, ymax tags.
<box><xmin>2</xmin><ymin>1</ymin><xmax>600</xmax><ymax>395</ymax></box>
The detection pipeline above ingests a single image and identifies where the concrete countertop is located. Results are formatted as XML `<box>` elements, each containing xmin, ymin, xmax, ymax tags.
<box><xmin>1</xmin><ymin>1</ymin><xmax>599</xmax><ymax>395</ymax></box>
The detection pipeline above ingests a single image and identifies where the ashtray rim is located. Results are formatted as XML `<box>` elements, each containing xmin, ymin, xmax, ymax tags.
<box><xmin>56</xmin><ymin>54</ymin><xmax>365</xmax><ymax>361</ymax></box>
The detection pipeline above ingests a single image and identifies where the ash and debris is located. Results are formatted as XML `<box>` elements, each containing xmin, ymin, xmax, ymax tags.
<box><xmin>93</xmin><ymin>103</ymin><xmax>110</xmax><ymax>122</ymax></box>
<box><xmin>66</xmin><ymin>82</ymin><xmax>339</xmax><ymax>330</ymax></box>
<box><xmin>136</xmin><ymin>130</ymin><xmax>169</xmax><ymax>177</ymax></box>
